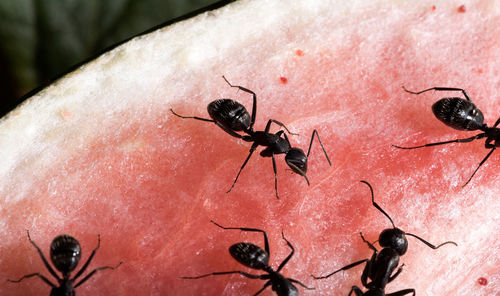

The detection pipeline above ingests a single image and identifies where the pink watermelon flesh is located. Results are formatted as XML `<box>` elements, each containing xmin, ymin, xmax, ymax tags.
<box><xmin>0</xmin><ymin>0</ymin><xmax>498</xmax><ymax>295</ymax></box>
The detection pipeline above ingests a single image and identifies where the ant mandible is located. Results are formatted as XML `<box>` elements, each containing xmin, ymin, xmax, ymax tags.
<box><xmin>8</xmin><ymin>230</ymin><xmax>122</xmax><ymax>296</ymax></box>
<box><xmin>311</xmin><ymin>181</ymin><xmax>457</xmax><ymax>296</ymax></box>
<box><xmin>171</xmin><ymin>76</ymin><xmax>331</xmax><ymax>199</ymax></box>
<box><xmin>393</xmin><ymin>86</ymin><xmax>499</xmax><ymax>187</ymax></box>
<box><xmin>181</xmin><ymin>220</ymin><xmax>314</xmax><ymax>296</ymax></box>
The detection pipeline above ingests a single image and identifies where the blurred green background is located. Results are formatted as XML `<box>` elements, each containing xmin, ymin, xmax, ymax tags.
<box><xmin>0</xmin><ymin>0</ymin><xmax>225</xmax><ymax>117</ymax></box>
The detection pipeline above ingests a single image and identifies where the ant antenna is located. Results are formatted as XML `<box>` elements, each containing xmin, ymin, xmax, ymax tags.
<box><xmin>360</xmin><ymin>181</ymin><xmax>396</xmax><ymax>228</ymax></box>
<box><xmin>405</xmin><ymin>233</ymin><xmax>457</xmax><ymax>249</ymax></box>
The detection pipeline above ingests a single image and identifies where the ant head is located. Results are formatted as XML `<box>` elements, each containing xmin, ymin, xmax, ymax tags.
<box><xmin>285</xmin><ymin>148</ymin><xmax>310</xmax><ymax>184</ymax></box>
<box><xmin>378</xmin><ymin>228</ymin><xmax>408</xmax><ymax>256</ymax></box>
<box><xmin>207</xmin><ymin>99</ymin><xmax>251</xmax><ymax>132</ymax></box>
<box><xmin>50</xmin><ymin>234</ymin><xmax>82</xmax><ymax>273</ymax></box>
<box><xmin>229</xmin><ymin>242</ymin><xmax>269</xmax><ymax>270</ymax></box>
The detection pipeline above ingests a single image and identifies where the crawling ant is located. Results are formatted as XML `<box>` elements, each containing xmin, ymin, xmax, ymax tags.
<box><xmin>181</xmin><ymin>220</ymin><xmax>314</xmax><ymax>296</ymax></box>
<box><xmin>311</xmin><ymin>181</ymin><xmax>457</xmax><ymax>296</ymax></box>
<box><xmin>393</xmin><ymin>86</ymin><xmax>499</xmax><ymax>187</ymax></box>
<box><xmin>171</xmin><ymin>76</ymin><xmax>331</xmax><ymax>199</ymax></box>
<box><xmin>8</xmin><ymin>230</ymin><xmax>122</xmax><ymax>296</ymax></box>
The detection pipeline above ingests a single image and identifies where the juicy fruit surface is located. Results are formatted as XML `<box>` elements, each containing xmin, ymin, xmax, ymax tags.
<box><xmin>0</xmin><ymin>0</ymin><xmax>498</xmax><ymax>295</ymax></box>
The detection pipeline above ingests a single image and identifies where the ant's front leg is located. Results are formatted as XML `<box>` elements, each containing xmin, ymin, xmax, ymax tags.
<box><xmin>386</xmin><ymin>288</ymin><xmax>416</xmax><ymax>296</ymax></box>
<box><xmin>388</xmin><ymin>263</ymin><xmax>404</xmax><ymax>283</ymax></box>
<box><xmin>348</xmin><ymin>286</ymin><xmax>364</xmax><ymax>296</ymax></box>
<box><xmin>264</xmin><ymin>119</ymin><xmax>298</xmax><ymax>135</ymax></box>
<box><xmin>306</xmin><ymin>130</ymin><xmax>331</xmax><ymax>166</ymax></box>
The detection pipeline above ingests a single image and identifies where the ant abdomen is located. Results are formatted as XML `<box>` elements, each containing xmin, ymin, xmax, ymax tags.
<box><xmin>432</xmin><ymin>97</ymin><xmax>484</xmax><ymax>131</ymax></box>
<box><xmin>50</xmin><ymin>235</ymin><xmax>82</xmax><ymax>272</ymax></box>
<box><xmin>207</xmin><ymin>99</ymin><xmax>251</xmax><ymax>132</ymax></box>
<box><xmin>229</xmin><ymin>243</ymin><xmax>269</xmax><ymax>269</ymax></box>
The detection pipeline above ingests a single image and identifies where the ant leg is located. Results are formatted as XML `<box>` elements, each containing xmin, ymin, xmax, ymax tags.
<box><xmin>253</xmin><ymin>281</ymin><xmax>272</xmax><ymax>296</ymax></box>
<box><xmin>276</xmin><ymin>230</ymin><xmax>294</xmax><ymax>272</ymax></box>
<box><xmin>180</xmin><ymin>270</ymin><xmax>261</xmax><ymax>280</ymax></box>
<box><xmin>170</xmin><ymin>109</ymin><xmax>214</xmax><ymax>123</ymax></box>
<box><xmin>360</xmin><ymin>252</ymin><xmax>376</xmax><ymax>287</ymax></box>
<box><xmin>25</xmin><ymin>230</ymin><xmax>60</xmax><ymax>281</ymax></box>
<box><xmin>7</xmin><ymin>273</ymin><xmax>57</xmax><ymax>287</ymax></box>
<box><xmin>288</xmin><ymin>278</ymin><xmax>315</xmax><ymax>290</ymax></box>
<box><xmin>72</xmin><ymin>234</ymin><xmax>101</xmax><ymax>281</ymax></box>
<box><xmin>402</xmin><ymin>86</ymin><xmax>471</xmax><ymax>101</ymax></box>
<box><xmin>392</xmin><ymin>133</ymin><xmax>486</xmax><ymax>149</ymax></box>
<box><xmin>171</xmin><ymin>108</ymin><xmax>243</xmax><ymax>139</ymax></box>
<box><xmin>493</xmin><ymin>117</ymin><xmax>500</xmax><ymax>127</ymax></box>
<box><xmin>272</xmin><ymin>153</ymin><xmax>279</xmax><ymax>199</ymax></box>
<box><xmin>360</xmin><ymin>180</ymin><xmax>397</xmax><ymax>228</ymax></box>
<box><xmin>311</xmin><ymin>259</ymin><xmax>369</xmax><ymax>279</ymax></box>
<box><xmin>405</xmin><ymin>233</ymin><xmax>457</xmax><ymax>249</ymax></box>
<box><xmin>264</xmin><ymin>119</ymin><xmax>298</xmax><ymax>135</ymax></box>
<box><xmin>227</xmin><ymin>143</ymin><xmax>258</xmax><ymax>194</ymax></box>
<box><xmin>359</xmin><ymin>232</ymin><xmax>378</xmax><ymax>252</ymax></box>
<box><xmin>74</xmin><ymin>261</ymin><xmax>122</xmax><ymax>288</ymax></box>
<box><xmin>306</xmin><ymin>130</ymin><xmax>332</xmax><ymax>166</ymax></box>
<box><xmin>388</xmin><ymin>263</ymin><xmax>405</xmax><ymax>283</ymax></box>
<box><xmin>386</xmin><ymin>289</ymin><xmax>416</xmax><ymax>296</ymax></box>
<box><xmin>215</xmin><ymin>122</ymin><xmax>244</xmax><ymax>139</ymax></box>
<box><xmin>210</xmin><ymin>220</ymin><xmax>270</xmax><ymax>255</ymax></box>
<box><xmin>348</xmin><ymin>286</ymin><xmax>364</xmax><ymax>296</ymax></box>
<box><xmin>222</xmin><ymin>76</ymin><xmax>257</xmax><ymax>130</ymax></box>
<box><xmin>462</xmin><ymin>147</ymin><xmax>495</xmax><ymax>187</ymax></box>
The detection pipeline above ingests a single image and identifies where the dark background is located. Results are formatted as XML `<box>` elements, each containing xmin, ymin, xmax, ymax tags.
<box><xmin>0</xmin><ymin>0</ymin><xmax>227</xmax><ymax>117</ymax></box>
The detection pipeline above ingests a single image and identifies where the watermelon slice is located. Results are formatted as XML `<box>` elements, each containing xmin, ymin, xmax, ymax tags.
<box><xmin>0</xmin><ymin>0</ymin><xmax>498</xmax><ymax>295</ymax></box>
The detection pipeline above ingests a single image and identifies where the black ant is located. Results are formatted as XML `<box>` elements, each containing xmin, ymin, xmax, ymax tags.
<box><xmin>393</xmin><ymin>86</ymin><xmax>499</xmax><ymax>187</ymax></box>
<box><xmin>181</xmin><ymin>220</ymin><xmax>314</xmax><ymax>296</ymax></box>
<box><xmin>8</xmin><ymin>230</ymin><xmax>122</xmax><ymax>296</ymax></box>
<box><xmin>171</xmin><ymin>76</ymin><xmax>331</xmax><ymax>199</ymax></box>
<box><xmin>311</xmin><ymin>181</ymin><xmax>457</xmax><ymax>296</ymax></box>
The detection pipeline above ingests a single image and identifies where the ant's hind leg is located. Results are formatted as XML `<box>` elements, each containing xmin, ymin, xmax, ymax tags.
<box><xmin>210</xmin><ymin>220</ymin><xmax>270</xmax><ymax>255</ymax></box>
<box><xmin>272</xmin><ymin>153</ymin><xmax>279</xmax><ymax>199</ymax></box>
<box><xmin>392</xmin><ymin>133</ymin><xmax>486</xmax><ymax>150</ymax></box>
<box><xmin>72</xmin><ymin>234</ymin><xmax>101</xmax><ymax>281</ymax></box>
<box><xmin>74</xmin><ymin>262</ymin><xmax>122</xmax><ymax>288</ymax></box>
<box><xmin>402</xmin><ymin>86</ymin><xmax>471</xmax><ymax>101</ymax></box>
<box><xmin>170</xmin><ymin>109</ymin><xmax>214</xmax><ymax>123</ymax></box>
<box><xmin>462</xmin><ymin>147</ymin><xmax>495</xmax><ymax>187</ymax></box>
<box><xmin>311</xmin><ymin>259</ymin><xmax>369</xmax><ymax>280</ymax></box>
<box><xmin>276</xmin><ymin>230</ymin><xmax>294</xmax><ymax>272</ymax></box>
<box><xmin>25</xmin><ymin>230</ymin><xmax>60</xmax><ymax>280</ymax></box>
<box><xmin>180</xmin><ymin>270</ymin><xmax>261</xmax><ymax>280</ymax></box>
<box><xmin>226</xmin><ymin>143</ymin><xmax>258</xmax><ymax>195</ymax></box>
<box><xmin>7</xmin><ymin>273</ymin><xmax>56</xmax><ymax>288</ymax></box>
<box><xmin>222</xmin><ymin>76</ymin><xmax>257</xmax><ymax>129</ymax></box>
